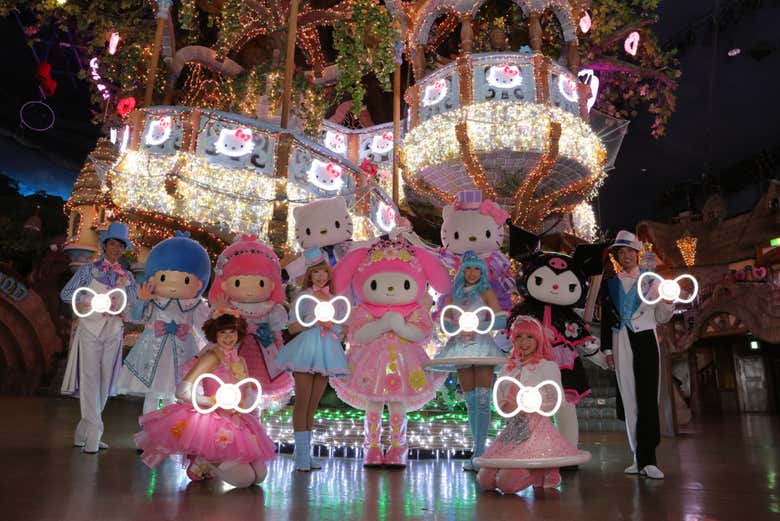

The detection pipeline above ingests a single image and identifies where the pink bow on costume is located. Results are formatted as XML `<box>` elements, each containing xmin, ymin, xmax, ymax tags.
<box><xmin>479</xmin><ymin>200</ymin><xmax>509</xmax><ymax>225</ymax></box>
<box><xmin>617</xmin><ymin>267</ymin><xmax>640</xmax><ymax>280</ymax></box>
<box><xmin>100</xmin><ymin>260</ymin><xmax>125</xmax><ymax>276</ymax></box>
<box><xmin>154</xmin><ymin>320</ymin><xmax>191</xmax><ymax>339</ymax></box>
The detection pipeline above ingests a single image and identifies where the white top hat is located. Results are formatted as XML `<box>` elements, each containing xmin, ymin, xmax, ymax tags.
<box><xmin>610</xmin><ymin>230</ymin><xmax>642</xmax><ymax>251</ymax></box>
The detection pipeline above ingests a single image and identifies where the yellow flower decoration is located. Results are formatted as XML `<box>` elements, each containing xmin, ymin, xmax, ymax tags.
<box><xmin>371</xmin><ymin>249</ymin><xmax>384</xmax><ymax>262</ymax></box>
<box><xmin>399</xmin><ymin>249</ymin><xmax>411</xmax><ymax>261</ymax></box>
<box><xmin>408</xmin><ymin>370</ymin><xmax>426</xmax><ymax>391</ymax></box>
<box><xmin>387</xmin><ymin>362</ymin><xmax>398</xmax><ymax>372</ymax></box>
<box><xmin>388</xmin><ymin>352</ymin><xmax>397</xmax><ymax>361</ymax></box>
<box><xmin>171</xmin><ymin>419</ymin><xmax>189</xmax><ymax>440</ymax></box>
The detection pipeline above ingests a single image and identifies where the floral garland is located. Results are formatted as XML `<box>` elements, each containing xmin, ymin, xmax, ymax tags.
<box><xmin>332</xmin><ymin>0</ymin><xmax>394</xmax><ymax>111</ymax></box>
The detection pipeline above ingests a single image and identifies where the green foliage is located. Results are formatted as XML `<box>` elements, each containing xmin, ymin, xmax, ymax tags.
<box><xmin>332</xmin><ymin>0</ymin><xmax>395</xmax><ymax>111</ymax></box>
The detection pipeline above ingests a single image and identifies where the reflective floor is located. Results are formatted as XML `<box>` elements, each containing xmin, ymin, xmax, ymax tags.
<box><xmin>1</xmin><ymin>396</ymin><xmax>778</xmax><ymax>520</ymax></box>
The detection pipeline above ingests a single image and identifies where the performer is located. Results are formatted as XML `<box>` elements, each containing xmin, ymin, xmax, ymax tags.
<box><xmin>430</xmin><ymin>251</ymin><xmax>507</xmax><ymax>471</ymax></box>
<box><xmin>116</xmin><ymin>232</ymin><xmax>211</xmax><ymax>414</ymax></box>
<box><xmin>61</xmin><ymin>222</ymin><xmax>137</xmax><ymax>453</ymax></box>
<box><xmin>135</xmin><ymin>310</ymin><xmax>275</xmax><ymax>488</ymax></box>
<box><xmin>330</xmin><ymin>239</ymin><xmax>451</xmax><ymax>467</ymax></box>
<box><xmin>209</xmin><ymin>235</ymin><xmax>294</xmax><ymax>408</ymax></box>
<box><xmin>277</xmin><ymin>248</ymin><xmax>350</xmax><ymax>472</ymax></box>
<box><xmin>439</xmin><ymin>190</ymin><xmax>514</xmax><ymax>310</ymax></box>
<box><xmin>477</xmin><ymin>316</ymin><xmax>584</xmax><ymax>493</ymax></box>
<box><xmin>600</xmin><ymin>230</ymin><xmax>674</xmax><ymax>480</ymax></box>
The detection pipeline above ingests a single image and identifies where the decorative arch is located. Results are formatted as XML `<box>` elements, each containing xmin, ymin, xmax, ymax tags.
<box><xmin>410</xmin><ymin>0</ymin><xmax>577</xmax><ymax>46</ymax></box>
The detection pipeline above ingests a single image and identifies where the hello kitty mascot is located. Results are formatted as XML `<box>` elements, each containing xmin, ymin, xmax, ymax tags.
<box><xmin>440</xmin><ymin>190</ymin><xmax>514</xmax><ymax>310</ymax></box>
<box><xmin>330</xmin><ymin>239</ymin><xmax>451</xmax><ymax>467</ymax></box>
<box><xmin>281</xmin><ymin>196</ymin><xmax>354</xmax><ymax>283</ymax></box>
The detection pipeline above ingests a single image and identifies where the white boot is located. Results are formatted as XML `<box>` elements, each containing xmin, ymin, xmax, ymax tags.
<box><xmin>624</xmin><ymin>458</ymin><xmax>640</xmax><ymax>474</ymax></box>
<box><xmin>641</xmin><ymin>465</ymin><xmax>665</xmax><ymax>479</ymax></box>
<box><xmin>215</xmin><ymin>461</ymin><xmax>257</xmax><ymax>488</ymax></box>
<box><xmin>250</xmin><ymin>461</ymin><xmax>268</xmax><ymax>483</ymax></box>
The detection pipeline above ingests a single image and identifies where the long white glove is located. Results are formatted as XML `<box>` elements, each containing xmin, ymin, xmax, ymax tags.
<box><xmin>176</xmin><ymin>380</ymin><xmax>213</xmax><ymax>407</ymax></box>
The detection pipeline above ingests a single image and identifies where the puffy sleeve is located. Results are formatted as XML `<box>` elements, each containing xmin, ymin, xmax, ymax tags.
<box><xmin>191</xmin><ymin>299</ymin><xmax>211</xmax><ymax>329</ymax></box>
<box><xmin>537</xmin><ymin>361</ymin><xmax>563</xmax><ymax>411</ymax></box>
<box><xmin>60</xmin><ymin>264</ymin><xmax>92</xmax><ymax>304</ymax></box>
<box><xmin>406</xmin><ymin>306</ymin><xmax>433</xmax><ymax>343</ymax></box>
<box><xmin>269</xmin><ymin>303</ymin><xmax>289</xmax><ymax>332</ymax></box>
<box><xmin>346</xmin><ymin>306</ymin><xmax>373</xmax><ymax>346</ymax></box>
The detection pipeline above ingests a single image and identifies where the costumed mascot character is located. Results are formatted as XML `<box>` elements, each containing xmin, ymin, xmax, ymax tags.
<box><xmin>116</xmin><ymin>231</ymin><xmax>211</xmax><ymax>415</ymax></box>
<box><xmin>440</xmin><ymin>190</ymin><xmax>514</xmax><ymax>310</ymax></box>
<box><xmin>61</xmin><ymin>222</ymin><xmax>138</xmax><ymax>453</ymax></box>
<box><xmin>330</xmin><ymin>239</ymin><xmax>451</xmax><ymax>467</ymax></box>
<box><xmin>508</xmin><ymin>226</ymin><xmax>605</xmax><ymax>450</ymax></box>
<box><xmin>209</xmin><ymin>235</ymin><xmax>294</xmax><ymax>408</ymax></box>
<box><xmin>281</xmin><ymin>196</ymin><xmax>354</xmax><ymax>282</ymax></box>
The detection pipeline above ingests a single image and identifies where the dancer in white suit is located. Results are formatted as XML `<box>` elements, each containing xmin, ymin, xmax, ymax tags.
<box><xmin>61</xmin><ymin>223</ymin><xmax>137</xmax><ymax>453</ymax></box>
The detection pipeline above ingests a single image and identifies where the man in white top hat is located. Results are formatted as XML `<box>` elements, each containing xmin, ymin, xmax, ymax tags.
<box><xmin>61</xmin><ymin>222</ymin><xmax>137</xmax><ymax>453</ymax></box>
<box><xmin>599</xmin><ymin>230</ymin><xmax>674</xmax><ymax>479</ymax></box>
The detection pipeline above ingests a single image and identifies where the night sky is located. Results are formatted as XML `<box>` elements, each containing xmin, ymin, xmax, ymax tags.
<box><xmin>0</xmin><ymin>1</ymin><xmax>778</xmax><ymax>231</ymax></box>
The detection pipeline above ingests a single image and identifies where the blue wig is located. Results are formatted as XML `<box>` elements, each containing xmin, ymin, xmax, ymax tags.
<box><xmin>144</xmin><ymin>231</ymin><xmax>211</xmax><ymax>297</ymax></box>
<box><xmin>452</xmin><ymin>251</ymin><xmax>490</xmax><ymax>300</ymax></box>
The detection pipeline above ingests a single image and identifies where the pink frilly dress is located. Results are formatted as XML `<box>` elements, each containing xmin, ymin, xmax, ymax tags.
<box><xmin>330</xmin><ymin>304</ymin><xmax>445</xmax><ymax>410</ymax></box>
<box><xmin>135</xmin><ymin>348</ymin><xmax>276</xmax><ymax>469</ymax></box>
<box><xmin>232</xmin><ymin>300</ymin><xmax>294</xmax><ymax>407</ymax></box>
<box><xmin>478</xmin><ymin>359</ymin><xmax>579</xmax><ymax>492</ymax></box>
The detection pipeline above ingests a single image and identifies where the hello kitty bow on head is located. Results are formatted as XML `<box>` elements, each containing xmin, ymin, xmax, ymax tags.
<box><xmin>502</xmin><ymin>65</ymin><xmax>519</xmax><ymax>76</ymax></box>
<box><xmin>234</xmin><ymin>128</ymin><xmax>252</xmax><ymax>142</ymax></box>
<box><xmin>324</xmin><ymin>163</ymin><xmax>342</xmax><ymax>179</ymax></box>
<box><xmin>479</xmin><ymin>200</ymin><xmax>509</xmax><ymax>225</ymax></box>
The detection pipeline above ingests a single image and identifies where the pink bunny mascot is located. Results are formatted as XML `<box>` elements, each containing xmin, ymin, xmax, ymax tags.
<box><xmin>331</xmin><ymin>239</ymin><xmax>452</xmax><ymax>467</ymax></box>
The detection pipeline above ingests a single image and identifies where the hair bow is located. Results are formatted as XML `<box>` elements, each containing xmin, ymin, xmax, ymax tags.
<box><xmin>235</xmin><ymin>128</ymin><xmax>252</xmax><ymax>142</ymax></box>
<box><xmin>479</xmin><ymin>200</ymin><xmax>509</xmax><ymax>224</ymax></box>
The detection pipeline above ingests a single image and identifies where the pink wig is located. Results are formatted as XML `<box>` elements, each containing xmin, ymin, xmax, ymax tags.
<box><xmin>208</xmin><ymin>235</ymin><xmax>284</xmax><ymax>304</ymax></box>
<box><xmin>508</xmin><ymin>315</ymin><xmax>554</xmax><ymax>365</ymax></box>
<box><xmin>333</xmin><ymin>240</ymin><xmax>451</xmax><ymax>305</ymax></box>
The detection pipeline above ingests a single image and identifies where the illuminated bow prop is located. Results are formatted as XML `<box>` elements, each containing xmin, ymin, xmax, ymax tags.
<box><xmin>637</xmin><ymin>272</ymin><xmax>698</xmax><ymax>305</ymax></box>
<box><xmin>492</xmin><ymin>376</ymin><xmax>563</xmax><ymax>418</ymax></box>
<box><xmin>72</xmin><ymin>287</ymin><xmax>127</xmax><ymax>318</ymax></box>
<box><xmin>191</xmin><ymin>373</ymin><xmax>262</xmax><ymax>414</ymax></box>
<box><xmin>294</xmin><ymin>294</ymin><xmax>351</xmax><ymax>327</ymax></box>
<box><xmin>440</xmin><ymin>305</ymin><xmax>495</xmax><ymax>337</ymax></box>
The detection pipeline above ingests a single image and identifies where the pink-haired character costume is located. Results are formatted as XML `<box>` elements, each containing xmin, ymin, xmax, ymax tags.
<box><xmin>477</xmin><ymin>316</ymin><xmax>586</xmax><ymax>494</ymax></box>
<box><xmin>331</xmin><ymin>239</ymin><xmax>452</xmax><ymax>467</ymax></box>
<box><xmin>209</xmin><ymin>236</ymin><xmax>293</xmax><ymax>408</ymax></box>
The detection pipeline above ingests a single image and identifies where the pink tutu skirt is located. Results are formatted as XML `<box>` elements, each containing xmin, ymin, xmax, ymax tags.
<box><xmin>483</xmin><ymin>413</ymin><xmax>578</xmax><ymax>460</ymax></box>
<box><xmin>135</xmin><ymin>403</ymin><xmax>276</xmax><ymax>468</ymax></box>
<box><xmin>331</xmin><ymin>342</ymin><xmax>445</xmax><ymax>411</ymax></box>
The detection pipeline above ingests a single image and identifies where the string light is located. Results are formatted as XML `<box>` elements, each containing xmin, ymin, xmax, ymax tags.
<box><xmin>624</xmin><ymin>31</ymin><xmax>640</xmax><ymax>56</ymax></box>
<box><xmin>572</xmin><ymin>201</ymin><xmax>597</xmax><ymax>241</ymax></box>
<box><xmin>676</xmin><ymin>232</ymin><xmax>697</xmax><ymax>267</ymax></box>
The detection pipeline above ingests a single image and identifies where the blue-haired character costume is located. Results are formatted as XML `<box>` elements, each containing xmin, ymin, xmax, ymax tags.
<box><xmin>116</xmin><ymin>232</ymin><xmax>212</xmax><ymax>414</ymax></box>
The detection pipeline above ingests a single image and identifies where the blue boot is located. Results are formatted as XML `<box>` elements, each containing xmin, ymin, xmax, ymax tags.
<box><xmin>463</xmin><ymin>390</ymin><xmax>477</xmax><ymax>471</ymax></box>
<box><xmin>472</xmin><ymin>387</ymin><xmax>492</xmax><ymax>471</ymax></box>
<box><xmin>294</xmin><ymin>431</ymin><xmax>311</xmax><ymax>472</ymax></box>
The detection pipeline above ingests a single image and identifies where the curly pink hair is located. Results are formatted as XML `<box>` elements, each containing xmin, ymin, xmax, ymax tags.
<box><xmin>208</xmin><ymin>235</ymin><xmax>284</xmax><ymax>304</ymax></box>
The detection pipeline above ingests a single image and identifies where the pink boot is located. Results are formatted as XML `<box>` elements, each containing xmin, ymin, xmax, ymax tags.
<box><xmin>496</xmin><ymin>469</ymin><xmax>534</xmax><ymax>494</ymax></box>
<box><xmin>543</xmin><ymin>468</ymin><xmax>561</xmax><ymax>488</ymax></box>
<box><xmin>383</xmin><ymin>412</ymin><xmax>408</xmax><ymax>467</ymax></box>
<box><xmin>363</xmin><ymin>411</ymin><xmax>384</xmax><ymax>467</ymax></box>
<box><xmin>477</xmin><ymin>468</ymin><xmax>498</xmax><ymax>490</ymax></box>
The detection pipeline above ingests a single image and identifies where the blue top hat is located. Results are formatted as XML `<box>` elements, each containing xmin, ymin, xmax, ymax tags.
<box><xmin>303</xmin><ymin>247</ymin><xmax>326</xmax><ymax>268</ymax></box>
<box><xmin>101</xmin><ymin>222</ymin><xmax>130</xmax><ymax>250</ymax></box>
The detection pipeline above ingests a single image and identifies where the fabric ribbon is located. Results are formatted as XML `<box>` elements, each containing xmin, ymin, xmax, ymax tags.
<box><xmin>154</xmin><ymin>320</ymin><xmax>190</xmax><ymax>339</ymax></box>
<box><xmin>100</xmin><ymin>260</ymin><xmax>125</xmax><ymax>276</ymax></box>
<box><xmin>249</xmin><ymin>322</ymin><xmax>274</xmax><ymax>347</ymax></box>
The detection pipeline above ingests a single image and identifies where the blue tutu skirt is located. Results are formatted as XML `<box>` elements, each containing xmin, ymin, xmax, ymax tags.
<box><xmin>276</xmin><ymin>326</ymin><xmax>350</xmax><ymax>377</ymax></box>
<box><xmin>429</xmin><ymin>333</ymin><xmax>507</xmax><ymax>372</ymax></box>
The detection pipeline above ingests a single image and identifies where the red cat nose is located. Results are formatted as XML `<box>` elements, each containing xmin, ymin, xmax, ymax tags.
<box><xmin>552</xmin><ymin>284</ymin><xmax>559</xmax><ymax>290</ymax></box>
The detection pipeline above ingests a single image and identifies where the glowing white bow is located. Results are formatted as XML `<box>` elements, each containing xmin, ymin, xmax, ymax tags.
<box><xmin>72</xmin><ymin>287</ymin><xmax>127</xmax><ymax>318</ymax></box>
<box><xmin>192</xmin><ymin>373</ymin><xmax>262</xmax><ymax>414</ymax></box>
<box><xmin>493</xmin><ymin>376</ymin><xmax>563</xmax><ymax>418</ymax></box>
<box><xmin>637</xmin><ymin>272</ymin><xmax>699</xmax><ymax>305</ymax></box>
<box><xmin>440</xmin><ymin>305</ymin><xmax>495</xmax><ymax>337</ymax></box>
<box><xmin>294</xmin><ymin>294</ymin><xmax>351</xmax><ymax>327</ymax></box>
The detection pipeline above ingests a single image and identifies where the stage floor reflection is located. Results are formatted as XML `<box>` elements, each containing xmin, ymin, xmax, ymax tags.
<box><xmin>1</xmin><ymin>397</ymin><xmax>778</xmax><ymax>520</ymax></box>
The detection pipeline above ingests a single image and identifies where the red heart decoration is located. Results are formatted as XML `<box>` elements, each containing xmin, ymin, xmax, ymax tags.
<box><xmin>753</xmin><ymin>267</ymin><xmax>767</xmax><ymax>280</ymax></box>
<box><xmin>116</xmin><ymin>97</ymin><xmax>136</xmax><ymax>118</ymax></box>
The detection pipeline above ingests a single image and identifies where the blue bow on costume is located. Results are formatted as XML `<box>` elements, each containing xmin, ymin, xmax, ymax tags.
<box><xmin>252</xmin><ymin>322</ymin><xmax>274</xmax><ymax>347</ymax></box>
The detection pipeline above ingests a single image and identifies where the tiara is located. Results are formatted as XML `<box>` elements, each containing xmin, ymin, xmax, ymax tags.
<box><xmin>366</xmin><ymin>239</ymin><xmax>415</xmax><ymax>263</ymax></box>
<box><xmin>215</xmin><ymin>247</ymin><xmax>280</xmax><ymax>276</ymax></box>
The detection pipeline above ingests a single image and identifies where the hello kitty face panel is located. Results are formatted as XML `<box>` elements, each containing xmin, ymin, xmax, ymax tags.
<box><xmin>486</xmin><ymin>65</ymin><xmax>522</xmax><ymax>89</ymax></box>
<box><xmin>215</xmin><ymin>127</ymin><xmax>255</xmax><ymax>157</ymax></box>
<box><xmin>375</xmin><ymin>201</ymin><xmax>397</xmax><ymax>233</ymax></box>
<box><xmin>293</xmin><ymin>196</ymin><xmax>353</xmax><ymax>249</ymax></box>
<box><xmin>526</xmin><ymin>265</ymin><xmax>583</xmax><ymax>306</ymax></box>
<box><xmin>370</xmin><ymin>132</ymin><xmax>394</xmax><ymax>155</ymax></box>
<box><xmin>324</xmin><ymin>130</ymin><xmax>347</xmax><ymax>155</ymax></box>
<box><xmin>422</xmin><ymin>78</ymin><xmax>448</xmax><ymax>107</ymax></box>
<box><xmin>440</xmin><ymin>207</ymin><xmax>505</xmax><ymax>255</ymax></box>
<box><xmin>145</xmin><ymin>116</ymin><xmax>172</xmax><ymax>146</ymax></box>
<box><xmin>307</xmin><ymin>159</ymin><xmax>345</xmax><ymax>192</ymax></box>
<box><xmin>362</xmin><ymin>271</ymin><xmax>418</xmax><ymax>305</ymax></box>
